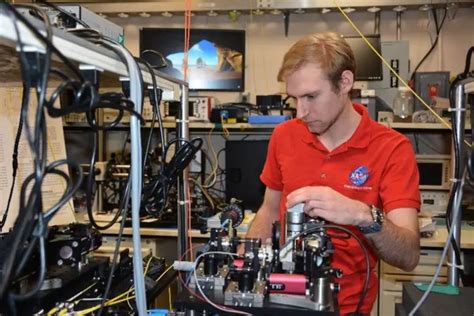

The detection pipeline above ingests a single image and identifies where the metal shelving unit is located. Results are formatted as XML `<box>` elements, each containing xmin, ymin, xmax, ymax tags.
<box><xmin>0</xmin><ymin>6</ymin><xmax>192</xmax><ymax>313</ymax></box>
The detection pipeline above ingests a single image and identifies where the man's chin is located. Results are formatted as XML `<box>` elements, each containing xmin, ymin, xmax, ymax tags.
<box><xmin>306</xmin><ymin>124</ymin><xmax>327</xmax><ymax>135</ymax></box>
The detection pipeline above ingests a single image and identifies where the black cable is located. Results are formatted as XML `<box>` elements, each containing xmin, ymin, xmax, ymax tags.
<box><xmin>97</xmin><ymin>178</ymin><xmax>131</xmax><ymax>316</ymax></box>
<box><xmin>0</xmin><ymin>83</ymin><xmax>27</xmax><ymax>232</ymax></box>
<box><xmin>444</xmin><ymin>59</ymin><xmax>474</xmax><ymax>280</ymax></box>
<box><xmin>0</xmin><ymin>3</ymin><xmax>51</xmax><ymax>301</ymax></box>
<box><xmin>462</xmin><ymin>47</ymin><xmax>474</xmax><ymax>76</ymax></box>
<box><xmin>85</xmin><ymin>137</ymin><xmax>124</xmax><ymax>231</ymax></box>
<box><xmin>0</xmin><ymin>5</ymin><xmax>84</xmax><ymax>307</ymax></box>
<box><xmin>410</xmin><ymin>8</ymin><xmax>447</xmax><ymax>82</ymax></box>
<box><xmin>141</xmin><ymin>50</ymin><xmax>169</xmax><ymax>69</ymax></box>
<box><xmin>281</xmin><ymin>224</ymin><xmax>370</xmax><ymax>315</ymax></box>
<box><xmin>138</xmin><ymin>57</ymin><xmax>166</xmax><ymax>169</ymax></box>
<box><xmin>5</xmin><ymin>4</ymin><xmax>84</xmax><ymax>82</ymax></box>
<box><xmin>142</xmin><ymin>138</ymin><xmax>203</xmax><ymax>217</ymax></box>
<box><xmin>8</xmin><ymin>216</ymin><xmax>46</xmax><ymax>302</ymax></box>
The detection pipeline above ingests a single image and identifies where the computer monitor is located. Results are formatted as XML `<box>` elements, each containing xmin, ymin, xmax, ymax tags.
<box><xmin>140</xmin><ymin>28</ymin><xmax>245</xmax><ymax>91</ymax></box>
<box><xmin>225</xmin><ymin>140</ymin><xmax>268</xmax><ymax>210</ymax></box>
<box><xmin>344</xmin><ymin>35</ymin><xmax>383</xmax><ymax>81</ymax></box>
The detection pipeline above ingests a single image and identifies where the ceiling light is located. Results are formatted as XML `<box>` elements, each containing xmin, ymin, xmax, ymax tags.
<box><xmin>447</xmin><ymin>2</ymin><xmax>459</xmax><ymax>10</ymax></box>
<box><xmin>367</xmin><ymin>7</ymin><xmax>381</xmax><ymax>13</ymax></box>
<box><xmin>393</xmin><ymin>5</ymin><xmax>407</xmax><ymax>12</ymax></box>
<box><xmin>98</xmin><ymin>13</ymin><xmax>108</xmax><ymax>18</ymax></box>
<box><xmin>117</xmin><ymin>12</ymin><xmax>129</xmax><ymax>18</ymax></box>
<box><xmin>207</xmin><ymin>10</ymin><xmax>218</xmax><ymax>17</ymax></box>
<box><xmin>321</xmin><ymin>8</ymin><xmax>331</xmax><ymax>14</ymax></box>
<box><xmin>293</xmin><ymin>8</ymin><xmax>305</xmax><ymax>14</ymax></box>
<box><xmin>139</xmin><ymin>12</ymin><xmax>151</xmax><ymax>18</ymax></box>
<box><xmin>269</xmin><ymin>9</ymin><xmax>282</xmax><ymax>15</ymax></box>
<box><xmin>342</xmin><ymin>7</ymin><xmax>356</xmax><ymax>14</ymax></box>
<box><xmin>252</xmin><ymin>9</ymin><xmax>265</xmax><ymax>16</ymax></box>
<box><xmin>419</xmin><ymin>4</ymin><xmax>432</xmax><ymax>11</ymax></box>
<box><xmin>161</xmin><ymin>11</ymin><xmax>173</xmax><ymax>17</ymax></box>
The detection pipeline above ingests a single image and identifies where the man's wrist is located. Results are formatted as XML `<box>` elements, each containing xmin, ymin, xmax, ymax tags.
<box><xmin>357</xmin><ymin>202</ymin><xmax>374</xmax><ymax>226</ymax></box>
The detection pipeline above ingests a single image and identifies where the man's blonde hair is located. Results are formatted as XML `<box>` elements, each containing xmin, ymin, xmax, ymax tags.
<box><xmin>277</xmin><ymin>32</ymin><xmax>355</xmax><ymax>91</ymax></box>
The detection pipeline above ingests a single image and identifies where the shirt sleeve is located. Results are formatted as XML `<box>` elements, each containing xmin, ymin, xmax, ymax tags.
<box><xmin>379</xmin><ymin>138</ymin><xmax>421</xmax><ymax>213</ymax></box>
<box><xmin>260</xmin><ymin>128</ymin><xmax>284</xmax><ymax>191</ymax></box>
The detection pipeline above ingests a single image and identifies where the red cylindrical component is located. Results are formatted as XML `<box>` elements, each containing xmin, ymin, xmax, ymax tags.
<box><xmin>233</xmin><ymin>259</ymin><xmax>244</xmax><ymax>268</ymax></box>
<box><xmin>268</xmin><ymin>273</ymin><xmax>307</xmax><ymax>295</ymax></box>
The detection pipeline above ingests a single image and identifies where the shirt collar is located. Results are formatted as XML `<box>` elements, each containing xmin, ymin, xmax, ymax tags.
<box><xmin>301</xmin><ymin>103</ymin><xmax>372</xmax><ymax>150</ymax></box>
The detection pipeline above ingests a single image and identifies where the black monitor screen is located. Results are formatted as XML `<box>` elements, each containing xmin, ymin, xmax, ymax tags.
<box><xmin>344</xmin><ymin>35</ymin><xmax>383</xmax><ymax>81</ymax></box>
<box><xmin>140</xmin><ymin>28</ymin><xmax>245</xmax><ymax>91</ymax></box>
<box><xmin>226</xmin><ymin>140</ymin><xmax>268</xmax><ymax>210</ymax></box>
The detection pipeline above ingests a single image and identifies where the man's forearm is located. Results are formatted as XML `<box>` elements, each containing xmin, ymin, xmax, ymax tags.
<box><xmin>367</xmin><ymin>219</ymin><xmax>420</xmax><ymax>271</ymax></box>
<box><xmin>246</xmin><ymin>208</ymin><xmax>277</xmax><ymax>241</ymax></box>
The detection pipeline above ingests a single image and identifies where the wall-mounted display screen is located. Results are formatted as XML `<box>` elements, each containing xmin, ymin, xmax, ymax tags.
<box><xmin>140</xmin><ymin>28</ymin><xmax>245</xmax><ymax>91</ymax></box>
<box><xmin>344</xmin><ymin>35</ymin><xmax>383</xmax><ymax>81</ymax></box>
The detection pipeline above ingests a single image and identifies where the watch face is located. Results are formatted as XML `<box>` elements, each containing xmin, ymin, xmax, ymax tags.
<box><xmin>372</xmin><ymin>206</ymin><xmax>384</xmax><ymax>224</ymax></box>
<box><xmin>359</xmin><ymin>206</ymin><xmax>383</xmax><ymax>234</ymax></box>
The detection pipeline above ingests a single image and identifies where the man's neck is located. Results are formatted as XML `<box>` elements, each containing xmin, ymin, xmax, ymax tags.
<box><xmin>317</xmin><ymin>101</ymin><xmax>362</xmax><ymax>151</ymax></box>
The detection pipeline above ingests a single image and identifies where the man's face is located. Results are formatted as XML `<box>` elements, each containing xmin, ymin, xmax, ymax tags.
<box><xmin>286</xmin><ymin>63</ymin><xmax>346</xmax><ymax>135</ymax></box>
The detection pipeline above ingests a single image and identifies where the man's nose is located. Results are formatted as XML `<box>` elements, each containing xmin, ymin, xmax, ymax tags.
<box><xmin>296</xmin><ymin>100</ymin><xmax>308</xmax><ymax>119</ymax></box>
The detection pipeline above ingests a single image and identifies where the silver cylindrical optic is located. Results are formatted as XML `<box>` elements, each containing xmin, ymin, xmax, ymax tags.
<box><xmin>312</xmin><ymin>276</ymin><xmax>332</xmax><ymax>310</ymax></box>
<box><xmin>286</xmin><ymin>203</ymin><xmax>305</xmax><ymax>239</ymax></box>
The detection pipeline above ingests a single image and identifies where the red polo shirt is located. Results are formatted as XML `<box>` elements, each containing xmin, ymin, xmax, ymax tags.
<box><xmin>260</xmin><ymin>103</ymin><xmax>420</xmax><ymax>315</ymax></box>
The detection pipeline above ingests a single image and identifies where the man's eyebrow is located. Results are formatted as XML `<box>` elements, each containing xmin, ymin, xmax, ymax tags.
<box><xmin>288</xmin><ymin>90</ymin><xmax>320</xmax><ymax>98</ymax></box>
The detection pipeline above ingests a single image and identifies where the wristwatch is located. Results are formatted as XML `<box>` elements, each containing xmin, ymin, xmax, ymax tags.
<box><xmin>358</xmin><ymin>205</ymin><xmax>384</xmax><ymax>234</ymax></box>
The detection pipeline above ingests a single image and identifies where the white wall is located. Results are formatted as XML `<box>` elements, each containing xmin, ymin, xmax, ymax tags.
<box><xmin>109</xmin><ymin>8</ymin><xmax>474</xmax><ymax>104</ymax></box>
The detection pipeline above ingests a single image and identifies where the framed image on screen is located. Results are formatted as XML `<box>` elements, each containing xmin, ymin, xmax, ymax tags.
<box><xmin>343</xmin><ymin>34</ymin><xmax>383</xmax><ymax>81</ymax></box>
<box><xmin>140</xmin><ymin>28</ymin><xmax>245</xmax><ymax>91</ymax></box>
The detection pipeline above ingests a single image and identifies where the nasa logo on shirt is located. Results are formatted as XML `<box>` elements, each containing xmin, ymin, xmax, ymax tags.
<box><xmin>349</xmin><ymin>166</ymin><xmax>369</xmax><ymax>186</ymax></box>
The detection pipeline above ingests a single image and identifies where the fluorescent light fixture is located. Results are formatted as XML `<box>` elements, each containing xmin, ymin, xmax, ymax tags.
<box><xmin>321</xmin><ymin>8</ymin><xmax>332</xmax><ymax>14</ymax></box>
<box><xmin>252</xmin><ymin>9</ymin><xmax>265</xmax><ymax>16</ymax></box>
<box><xmin>342</xmin><ymin>7</ymin><xmax>356</xmax><ymax>14</ymax></box>
<box><xmin>117</xmin><ymin>12</ymin><xmax>129</xmax><ymax>18</ymax></box>
<box><xmin>207</xmin><ymin>10</ymin><xmax>218</xmax><ymax>17</ymax></box>
<box><xmin>447</xmin><ymin>2</ymin><xmax>459</xmax><ymax>10</ymax></box>
<box><xmin>293</xmin><ymin>8</ymin><xmax>306</xmax><ymax>14</ymax></box>
<box><xmin>161</xmin><ymin>11</ymin><xmax>174</xmax><ymax>17</ymax></box>
<box><xmin>367</xmin><ymin>7</ymin><xmax>381</xmax><ymax>13</ymax></box>
<box><xmin>98</xmin><ymin>13</ymin><xmax>108</xmax><ymax>18</ymax></box>
<box><xmin>419</xmin><ymin>4</ymin><xmax>432</xmax><ymax>11</ymax></box>
<box><xmin>269</xmin><ymin>9</ymin><xmax>283</xmax><ymax>15</ymax></box>
<box><xmin>393</xmin><ymin>5</ymin><xmax>407</xmax><ymax>12</ymax></box>
<box><xmin>139</xmin><ymin>12</ymin><xmax>151</xmax><ymax>18</ymax></box>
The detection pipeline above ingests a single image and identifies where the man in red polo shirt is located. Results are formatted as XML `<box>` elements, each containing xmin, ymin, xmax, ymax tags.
<box><xmin>245</xmin><ymin>32</ymin><xmax>420</xmax><ymax>315</ymax></box>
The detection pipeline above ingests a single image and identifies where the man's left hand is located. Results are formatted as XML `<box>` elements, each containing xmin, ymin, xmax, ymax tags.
<box><xmin>286</xmin><ymin>186</ymin><xmax>372</xmax><ymax>226</ymax></box>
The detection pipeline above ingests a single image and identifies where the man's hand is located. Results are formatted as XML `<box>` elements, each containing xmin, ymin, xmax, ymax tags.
<box><xmin>286</xmin><ymin>186</ymin><xmax>373</xmax><ymax>226</ymax></box>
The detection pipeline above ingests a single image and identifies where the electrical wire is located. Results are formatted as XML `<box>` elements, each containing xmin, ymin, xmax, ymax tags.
<box><xmin>331</xmin><ymin>0</ymin><xmax>471</xmax><ymax>148</ymax></box>
<box><xmin>189</xmin><ymin>177</ymin><xmax>215</xmax><ymax>210</ymax></box>
<box><xmin>410</xmin><ymin>8</ymin><xmax>447</xmax><ymax>82</ymax></box>
<box><xmin>96</xmin><ymin>179</ymin><xmax>131</xmax><ymax>316</ymax></box>
<box><xmin>202</xmin><ymin>127</ymin><xmax>219</xmax><ymax>188</ymax></box>
<box><xmin>281</xmin><ymin>223</ymin><xmax>371</xmax><ymax>315</ymax></box>
<box><xmin>0</xmin><ymin>5</ymin><xmax>83</xmax><ymax>307</ymax></box>
<box><xmin>142</xmin><ymin>137</ymin><xmax>203</xmax><ymax>217</ymax></box>
<box><xmin>409</xmin><ymin>168</ymin><xmax>465</xmax><ymax>316</ymax></box>
<box><xmin>183</xmin><ymin>0</ymin><xmax>192</xmax><ymax>82</ymax></box>
<box><xmin>168</xmin><ymin>286</ymin><xmax>173</xmax><ymax>310</ymax></box>
<box><xmin>0</xmin><ymin>81</ymin><xmax>27</xmax><ymax>232</ymax></box>
<box><xmin>191</xmin><ymin>251</ymin><xmax>252</xmax><ymax>315</ymax></box>
<box><xmin>75</xmin><ymin>257</ymin><xmax>172</xmax><ymax>316</ymax></box>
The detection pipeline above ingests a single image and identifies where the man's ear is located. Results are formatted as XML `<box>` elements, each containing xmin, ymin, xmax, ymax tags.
<box><xmin>338</xmin><ymin>70</ymin><xmax>354</xmax><ymax>94</ymax></box>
